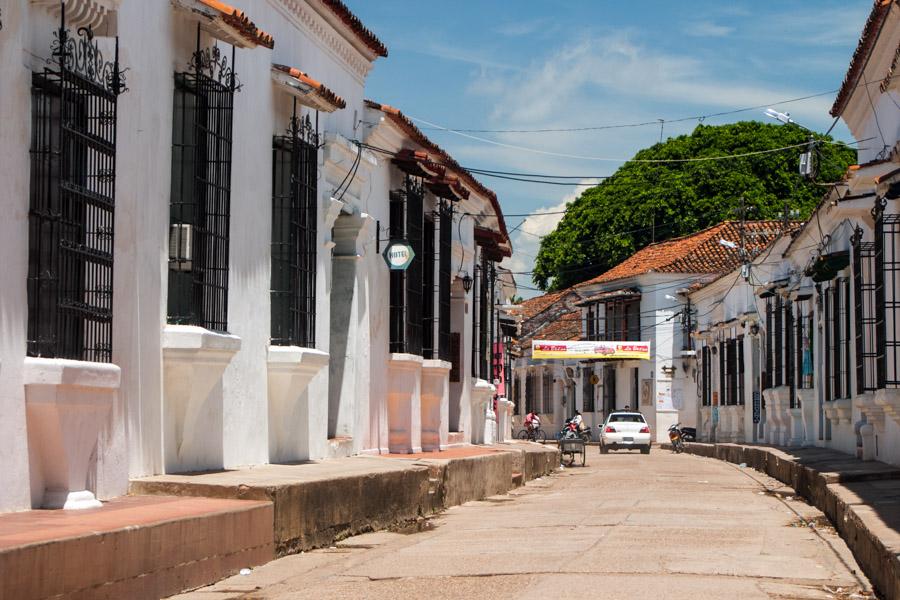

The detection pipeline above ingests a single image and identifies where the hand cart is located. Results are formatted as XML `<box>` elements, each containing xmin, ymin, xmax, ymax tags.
<box><xmin>558</xmin><ymin>437</ymin><xmax>586</xmax><ymax>467</ymax></box>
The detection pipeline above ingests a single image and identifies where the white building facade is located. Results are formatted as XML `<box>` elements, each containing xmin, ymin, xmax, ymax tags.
<box><xmin>0</xmin><ymin>0</ymin><xmax>511</xmax><ymax>514</ymax></box>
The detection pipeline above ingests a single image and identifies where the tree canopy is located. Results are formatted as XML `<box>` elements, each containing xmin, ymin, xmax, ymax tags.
<box><xmin>531</xmin><ymin>121</ymin><xmax>857</xmax><ymax>291</ymax></box>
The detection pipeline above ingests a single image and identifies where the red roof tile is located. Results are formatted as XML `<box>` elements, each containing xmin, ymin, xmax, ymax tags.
<box><xmin>577</xmin><ymin>221</ymin><xmax>789</xmax><ymax>287</ymax></box>
<box><xmin>366</xmin><ymin>100</ymin><xmax>511</xmax><ymax>254</ymax></box>
<box><xmin>272</xmin><ymin>64</ymin><xmax>347</xmax><ymax>111</ymax></box>
<box><xmin>319</xmin><ymin>0</ymin><xmax>388</xmax><ymax>58</ymax></box>
<box><xmin>831</xmin><ymin>0</ymin><xmax>896</xmax><ymax>117</ymax></box>
<box><xmin>529</xmin><ymin>311</ymin><xmax>582</xmax><ymax>342</ymax></box>
<box><xmin>198</xmin><ymin>0</ymin><xmax>274</xmax><ymax>48</ymax></box>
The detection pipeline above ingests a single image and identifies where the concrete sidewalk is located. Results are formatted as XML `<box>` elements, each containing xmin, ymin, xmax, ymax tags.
<box><xmin>677</xmin><ymin>442</ymin><xmax>900</xmax><ymax>600</ymax></box>
<box><xmin>130</xmin><ymin>442</ymin><xmax>559</xmax><ymax>555</ymax></box>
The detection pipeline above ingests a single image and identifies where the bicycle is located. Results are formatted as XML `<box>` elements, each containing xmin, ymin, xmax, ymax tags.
<box><xmin>517</xmin><ymin>426</ymin><xmax>547</xmax><ymax>443</ymax></box>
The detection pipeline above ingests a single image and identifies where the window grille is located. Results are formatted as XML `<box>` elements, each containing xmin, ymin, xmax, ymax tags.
<box><xmin>602</xmin><ymin>367</ymin><xmax>616</xmax><ymax>414</ymax></box>
<box><xmin>604</xmin><ymin>299</ymin><xmax>641</xmax><ymax>341</ymax></box>
<box><xmin>795</xmin><ymin>300</ymin><xmax>814</xmax><ymax>390</ymax></box>
<box><xmin>388</xmin><ymin>176</ymin><xmax>424</xmax><ymax>354</ymax></box>
<box><xmin>586</xmin><ymin>304</ymin><xmax>596</xmax><ymax>340</ymax></box>
<box><xmin>582</xmin><ymin>370</ymin><xmax>595</xmax><ymax>412</ymax></box>
<box><xmin>773</xmin><ymin>296</ymin><xmax>784</xmax><ymax>387</ymax></box>
<box><xmin>852</xmin><ymin>233</ymin><xmax>878</xmax><ymax>393</ymax></box>
<box><xmin>701</xmin><ymin>345</ymin><xmax>711</xmax><ymax>406</ymax></box>
<box><xmin>471</xmin><ymin>254</ymin><xmax>495</xmax><ymax>379</ymax></box>
<box><xmin>719</xmin><ymin>340</ymin><xmax>726</xmax><ymax>406</ymax></box>
<box><xmin>270</xmin><ymin>106</ymin><xmax>317</xmax><ymax>347</ymax></box>
<box><xmin>167</xmin><ymin>36</ymin><xmax>238</xmax><ymax>332</ymax></box>
<box><xmin>763</xmin><ymin>296</ymin><xmax>773</xmax><ymax>390</ymax></box>
<box><xmin>725</xmin><ymin>338</ymin><xmax>738</xmax><ymax>405</ymax></box>
<box><xmin>437</xmin><ymin>200</ymin><xmax>452</xmax><ymax>362</ymax></box>
<box><xmin>826</xmin><ymin>279</ymin><xmax>851</xmax><ymax>399</ymax></box>
<box><xmin>471</xmin><ymin>263</ymin><xmax>481</xmax><ymax>376</ymax></box>
<box><xmin>422</xmin><ymin>216</ymin><xmax>436</xmax><ymax>358</ymax></box>
<box><xmin>737</xmin><ymin>336</ymin><xmax>745</xmax><ymax>405</ymax></box>
<box><xmin>875</xmin><ymin>209</ymin><xmax>900</xmax><ymax>388</ymax></box>
<box><xmin>541</xmin><ymin>370</ymin><xmax>551</xmax><ymax>413</ymax></box>
<box><xmin>525</xmin><ymin>370</ymin><xmax>536</xmax><ymax>414</ymax></box>
<box><xmin>785</xmin><ymin>300</ymin><xmax>795</xmax><ymax>408</ymax></box>
<box><xmin>27</xmin><ymin>16</ymin><xmax>126</xmax><ymax>363</ymax></box>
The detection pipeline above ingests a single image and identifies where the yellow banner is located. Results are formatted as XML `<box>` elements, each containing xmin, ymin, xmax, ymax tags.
<box><xmin>532</xmin><ymin>340</ymin><xmax>651</xmax><ymax>360</ymax></box>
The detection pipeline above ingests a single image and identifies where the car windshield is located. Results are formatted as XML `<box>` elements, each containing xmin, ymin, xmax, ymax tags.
<box><xmin>608</xmin><ymin>414</ymin><xmax>645</xmax><ymax>423</ymax></box>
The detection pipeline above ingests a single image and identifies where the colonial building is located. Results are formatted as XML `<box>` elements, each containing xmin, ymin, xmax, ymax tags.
<box><xmin>0</xmin><ymin>0</ymin><xmax>511</xmax><ymax>514</ymax></box>
<box><xmin>679</xmin><ymin>0</ymin><xmax>900</xmax><ymax>468</ymax></box>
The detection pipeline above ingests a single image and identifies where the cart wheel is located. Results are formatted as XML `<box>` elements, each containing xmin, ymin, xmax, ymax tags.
<box><xmin>581</xmin><ymin>450</ymin><xmax>586</xmax><ymax>466</ymax></box>
<box><xmin>562</xmin><ymin>452</ymin><xmax>575</xmax><ymax>467</ymax></box>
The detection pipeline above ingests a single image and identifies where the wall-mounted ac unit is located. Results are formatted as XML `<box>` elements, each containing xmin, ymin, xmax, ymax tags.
<box><xmin>169</xmin><ymin>223</ymin><xmax>193</xmax><ymax>271</ymax></box>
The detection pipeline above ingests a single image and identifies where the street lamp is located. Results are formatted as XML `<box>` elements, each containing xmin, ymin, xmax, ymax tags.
<box><xmin>461</xmin><ymin>272</ymin><xmax>473</xmax><ymax>293</ymax></box>
<box><xmin>765</xmin><ymin>108</ymin><xmax>817</xmax><ymax>179</ymax></box>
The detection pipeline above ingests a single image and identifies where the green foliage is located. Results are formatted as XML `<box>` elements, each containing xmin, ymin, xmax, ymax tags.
<box><xmin>532</xmin><ymin>121</ymin><xmax>856</xmax><ymax>291</ymax></box>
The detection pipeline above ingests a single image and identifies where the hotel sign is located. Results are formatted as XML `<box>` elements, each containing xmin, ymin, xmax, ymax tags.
<box><xmin>382</xmin><ymin>240</ymin><xmax>415</xmax><ymax>271</ymax></box>
<box><xmin>531</xmin><ymin>340</ymin><xmax>651</xmax><ymax>360</ymax></box>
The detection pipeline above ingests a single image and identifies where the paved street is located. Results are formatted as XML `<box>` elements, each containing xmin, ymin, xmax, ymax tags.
<box><xmin>173</xmin><ymin>449</ymin><xmax>873</xmax><ymax>600</ymax></box>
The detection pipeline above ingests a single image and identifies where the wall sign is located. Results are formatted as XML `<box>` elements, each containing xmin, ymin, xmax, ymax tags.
<box><xmin>532</xmin><ymin>339</ymin><xmax>651</xmax><ymax>360</ymax></box>
<box><xmin>382</xmin><ymin>240</ymin><xmax>415</xmax><ymax>270</ymax></box>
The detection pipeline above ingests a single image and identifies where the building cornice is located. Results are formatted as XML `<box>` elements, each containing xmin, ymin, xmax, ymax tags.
<box><xmin>268</xmin><ymin>0</ymin><xmax>374</xmax><ymax>83</ymax></box>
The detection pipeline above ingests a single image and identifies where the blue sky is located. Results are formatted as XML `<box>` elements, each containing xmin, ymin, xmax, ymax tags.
<box><xmin>351</xmin><ymin>1</ymin><xmax>872</xmax><ymax>296</ymax></box>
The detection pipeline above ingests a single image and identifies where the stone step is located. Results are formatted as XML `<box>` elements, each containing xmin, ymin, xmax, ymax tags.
<box><xmin>0</xmin><ymin>495</ymin><xmax>273</xmax><ymax>600</ymax></box>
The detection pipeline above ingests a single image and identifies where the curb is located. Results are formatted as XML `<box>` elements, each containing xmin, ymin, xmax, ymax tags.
<box><xmin>666</xmin><ymin>442</ymin><xmax>900</xmax><ymax>599</ymax></box>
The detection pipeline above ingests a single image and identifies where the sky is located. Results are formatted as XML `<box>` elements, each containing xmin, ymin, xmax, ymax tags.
<box><xmin>351</xmin><ymin>0</ymin><xmax>873</xmax><ymax>298</ymax></box>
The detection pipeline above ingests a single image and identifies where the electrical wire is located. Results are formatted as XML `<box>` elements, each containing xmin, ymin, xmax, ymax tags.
<box><xmin>414</xmin><ymin>77</ymin><xmax>890</xmax><ymax>135</ymax></box>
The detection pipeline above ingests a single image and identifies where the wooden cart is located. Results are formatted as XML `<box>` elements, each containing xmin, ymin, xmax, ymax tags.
<box><xmin>558</xmin><ymin>437</ymin><xmax>586</xmax><ymax>467</ymax></box>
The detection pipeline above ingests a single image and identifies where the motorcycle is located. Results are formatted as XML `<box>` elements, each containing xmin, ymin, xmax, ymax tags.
<box><xmin>668</xmin><ymin>423</ymin><xmax>686</xmax><ymax>453</ymax></box>
<box><xmin>681</xmin><ymin>427</ymin><xmax>697</xmax><ymax>442</ymax></box>
<box><xmin>558</xmin><ymin>418</ymin><xmax>591</xmax><ymax>443</ymax></box>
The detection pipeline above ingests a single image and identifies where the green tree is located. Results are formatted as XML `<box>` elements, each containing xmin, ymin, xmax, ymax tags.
<box><xmin>532</xmin><ymin>121</ymin><xmax>856</xmax><ymax>290</ymax></box>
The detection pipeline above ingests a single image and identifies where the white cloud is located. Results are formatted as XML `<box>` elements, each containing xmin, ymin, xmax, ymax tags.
<box><xmin>683</xmin><ymin>21</ymin><xmax>734</xmax><ymax>38</ymax></box>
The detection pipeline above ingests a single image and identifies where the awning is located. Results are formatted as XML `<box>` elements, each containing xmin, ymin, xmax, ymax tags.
<box><xmin>271</xmin><ymin>64</ymin><xmax>346</xmax><ymax>112</ymax></box>
<box><xmin>173</xmin><ymin>0</ymin><xmax>274</xmax><ymax>49</ymax></box>
<box><xmin>532</xmin><ymin>340</ymin><xmax>651</xmax><ymax>361</ymax></box>
<box><xmin>392</xmin><ymin>149</ymin><xmax>444</xmax><ymax>179</ymax></box>
<box><xmin>425</xmin><ymin>173</ymin><xmax>469</xmax><ymax>201</ymax></box>
<box><xmin>805</xmin><ymin>251</ymin><xmax>850</xmax><ymax>282</ymax></box>
<box><xmin>575</xmin><ymin>288</ymin><xmax>641</xmax><ymax>307</ymax></box>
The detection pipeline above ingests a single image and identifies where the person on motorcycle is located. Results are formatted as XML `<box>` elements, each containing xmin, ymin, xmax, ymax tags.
<box><xmin>524</xmin><ymin>411</ymin><xmax>540</xmax><ymax>432</ymax></box>
<box><xmin>572</xmin><ymin>410</ymin><xmax>585</xmax><ymax>431</ymax></box>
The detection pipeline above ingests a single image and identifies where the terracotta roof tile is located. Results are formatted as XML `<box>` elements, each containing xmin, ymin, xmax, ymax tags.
<box><xmin>319</xmin><ymin>0</ymin><xmax>388</xmax><ymax>58</ymax></box>
<box><xmin>272</xmin><ymin>64</ymin><xmax>347</xmax><ymax>111</ymax></box>
<box><xmin>529</xmin><ymin>310</ymin><xmax>582</xmax><ymax>342</ymax></box>
<box><xmin>831</xmin><ymin>0</ymin><xmax>896</xmax><ymax>117</ymax></box>
<box><xmin>577</xmin><ymin>221</ymin><xmax>789</xmax><ymax>287</ymax></box>
<box><xmin>365</xmin><ymin>99</ymin><xmax>510</xmax><ymax>254</ymax></box>
<box><xmin>198</xmin><ymin>0</ymin><xmax>275</xmax><ymax>48</ymax></box>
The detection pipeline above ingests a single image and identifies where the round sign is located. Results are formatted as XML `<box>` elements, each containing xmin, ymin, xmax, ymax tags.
<box><xmin>382</xmin><ymin>240</ymin><xmax>415</xmax><ymax>270</ymax></box>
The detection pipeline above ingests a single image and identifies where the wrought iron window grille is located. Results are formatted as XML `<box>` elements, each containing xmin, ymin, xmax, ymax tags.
<box><xmin>852</xmin><ymin>228</ymin><xmax>878</xmax><ymax>393</ymax></box>
<box><xmin>437</xmin><ymin>200</ymin><xmax>453</xmax><ymax>362</ymax></box>
<box><xmin>167</xmin><ymin>26</ymin><xmax>238</xmax><ymax>333</ymax></box>
<box><xmin>875</xmin><ymin>206</ymin><xmax>900</xmax><ymax>388</ymax></box>
<box><xmin>271</xmin><ymin>102</ymin><xmax>318</xmax><ymax>348</ymax></box>
<box><xmin>27</xmin><ymin>5</ymin><xmax>126</xmax><ymax>363</ymax></box>
<box><xmin>388</xmin><ymin>175</ymin><xmax>425</xmax><ymax>355</ymax></box>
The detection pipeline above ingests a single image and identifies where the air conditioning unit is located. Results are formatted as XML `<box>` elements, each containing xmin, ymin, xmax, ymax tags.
<box><xmin>169</xmin><ymin>223</ymin><xmax>193</xmax><ymax>271</ymax></box>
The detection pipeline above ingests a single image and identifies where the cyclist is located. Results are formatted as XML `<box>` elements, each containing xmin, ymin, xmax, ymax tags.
<box><xmin>524</xmin><ymin>410</ymin><xmax>540</xmax><ymax>433</ymax></box>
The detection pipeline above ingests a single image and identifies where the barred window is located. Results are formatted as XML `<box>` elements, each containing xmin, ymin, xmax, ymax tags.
<box><xmin>270</xmin><ymin>109</ymin><xmax>317</xmax><ymax>347</ymax></box>
<box><xmin>796</xmin><ymin>299</ymin><xmax>814</xmax><ymax>390</ymax></box>
<box><xmin>167</xmin><ymin>44</ymin><xmax>238</xmax><ymax>332</ymax></box>
<box><xmin>874</xmin><ymin>209</ymin><xmax>900</xmax><ymax>388</ymax></box>
<box><xmin>582</xmin><ymin>371</ymin><xmax>595</xmax><ymax>412</ymax></box>
<box><xmin>725</xmin><ymin>338</ymin><xmax>738</xmax><ymax>405</ymax></box>
<box><xmin>854</xmin><ymin>236</ymin><xmax>877</xmax><ymax>393</ymax></box>
<box><xmin>825</xmin><ymin>279</ymin><xmax>852</xmax><ymax>400</ymax></box>
<box><xmin>542</xmin><ymin>370</ymin><xmax>552</xmax><ymax>413</ymax></box>
<box><xmin>605</xmin><ymin>299</ymin><xmax>641</xmax><ymax>341</ymax></box>
<box><xmin>389</xmin><ymin>176</ymin><xmax>424</xmax><ymax>355</ymax></box>
<box><xmin>602</xmin><ymin>367</ymin><xmax>616</xmax><ymax>414</ymax></box>
<box><xmin>27</xmin><ymin>25</ymin><xmax>124</xmax><ymax>363</ymax></box>
<box><xmin>737</xmin><ymin>336</ymin><xmax>745</xmax><ymax>405</ymax></box>
<box><xmin>422</xmin><ymin>216</ymin><xmax>436</xmax><ymax>357</ymax></box>
<box><xmin>586</xmin><ymin>304</ymin><xmax>596</xmax><ymax>340</ymax></box>
<box><xmin>773</xmin><ymin>296</ymin><xmax>784</xmax><ymax>387</ymax></box>
<box><xmin>525</xmin><ymin>370</ymin><xmax>536</xmax><ymax>414</ymax></box>
<box><xmin>701</xmin><ymin>345</ymin><xmax>711</xmax><ymax>406</ymax></box>
<box><xmin>437</xmin><ymin>200</ymin><xmax>452</xmax><ymax>361</ymax></box>
<box><xmin>472</xmin><ymin>254</ymin><xmax>496</xmax><ymax>379</ymax></box>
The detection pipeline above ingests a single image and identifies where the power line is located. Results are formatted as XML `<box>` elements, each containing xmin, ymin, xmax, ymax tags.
<box><xmin>414</xmin><ymin>77</ymin><xmax>889</xmax><ymax>135</ymax></box>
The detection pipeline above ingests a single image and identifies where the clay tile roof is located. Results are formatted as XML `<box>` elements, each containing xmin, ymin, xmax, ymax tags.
<box><xmin>365</xmin><ymin>99</ymin><xmax>510</xmax><ymax>254</ymax></box>
<box><xmin>831</xmin><ymin>0</ymin><xmax>896</xmax><ymax>117</ymax></box>
<box><xmin>577</xmin><ymin>221</ymin><xmax>789</xmax><ymax>287</ymax></box>
<box><xmin>510</xmin><ymin>290</ymin><xmax>571</xmax><ymax>321</ymax></box>
<box><xmin>529</xmin><ymin>310</ymin><xmax>583</xmax><ymax>342</ymax></box>
<box><xmin>272</xmin><ymin>64</ymin><xmax>347</xmax><ymax>111</ymax></box>
<box><xmin>198</xmin><ymin>0</ymin><xmax>275</xmax><ymax>48</ymax></box>
<box><xmin>319</xmin><ymin>0</ymin><xmax>388</xmax><ymax>58</ymax></box>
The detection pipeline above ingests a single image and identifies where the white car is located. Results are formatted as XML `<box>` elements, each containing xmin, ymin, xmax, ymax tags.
<box><xmin>599</xmin><ymin>411</ymin><xmax>651</xmax><ymax>454</ymax></box>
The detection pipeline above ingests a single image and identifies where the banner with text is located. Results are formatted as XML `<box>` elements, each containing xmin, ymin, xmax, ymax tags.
<box><xmin>531</xmin><ymin>340</ymin><xmax>651</xmax><ymax>360</ymax></box>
